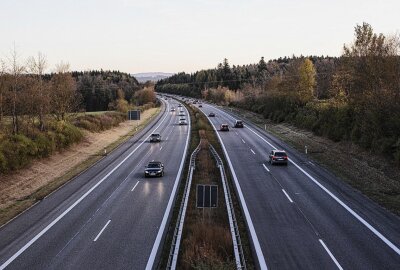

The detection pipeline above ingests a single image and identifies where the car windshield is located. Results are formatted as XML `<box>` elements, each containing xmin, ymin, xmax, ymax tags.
<box><xmin>147</xmin><ymin>163</ymin><xmax>160</xmax><ymax>168</ymax></box>
<box><xmin>236</xmin><ymin>121</ymin><xmax>242</xmax><ymax>124</ymax></box>
<box><xmin>275</xmin><ymin>152</ymin><xmax>286</xmax><ymax>157</ymax></box>
<box><xmin>151</xmin><ymin>134</ymin><xmax>159</xmax><ymax>137</ymax></box>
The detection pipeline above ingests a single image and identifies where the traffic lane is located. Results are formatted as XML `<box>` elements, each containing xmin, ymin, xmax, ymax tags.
<box><xmin>0</xmin><ymin>103</ymin><xmax>176</xmax><ymax>268</ymax></box>
<box><xmin>211</xmin><ymin>102</ymin><xmax>400</xmax><ymax>235</ymax></box>
<box><xmin>226</xmin><ymin>113</ymin><xmax>400</xmax><ymax>268</ymax></box>
<box><xmin>205</xmin><ymin>113</ymin><xmax>337</xmax><ymax>269</ymax></box>
<box><xmin>46</xmin><ymin>126</ymin><xmax>189</xmax><ymax>270</ymax></box>
<box><xmin>0</xmin><ymin>102</ymin><xmax>168</xmax><ymax>258</ymax></box>
<box><xmin>206</xmin><ymin>104</ymin><xmax>400</xmax><ymax>268</ymax></box>
<box><xmin>2</xmin><ymin>136</ymin><xmax>160</xmax><ymax>270</ymax></box>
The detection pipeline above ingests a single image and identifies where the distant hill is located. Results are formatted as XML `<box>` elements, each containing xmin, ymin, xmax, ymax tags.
<box><xmin>133</xmin><ymin>72</ymin><xmax>174</xmax><ymax>83</ymax></box>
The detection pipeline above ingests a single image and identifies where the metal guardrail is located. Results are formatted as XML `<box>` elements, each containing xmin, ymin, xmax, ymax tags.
<box><xmin>166</xmin><ymin>140</ymin><xmax>202</xmax><ymax>270</ymax></box>
<box><xmin>209</xmin><ymin>144</ymin><xmax>247</xmax><ymax>270</ymax></box>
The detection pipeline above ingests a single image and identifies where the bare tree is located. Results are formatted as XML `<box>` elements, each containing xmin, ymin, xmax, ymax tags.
<box><xmin>0</xmin><ymin>60</ymin><xmax>6</xmax><ymax>124</ymax></box>
<box><xmin>50</xmin><ymin>62</ymin><xmax>80</xmax><ymax>120</ymax></box>
<box><xmin>27</xmin><ymin>52</ymin><xmax>48</xmax><ymax>131</ymax></box>
<box><xmin>7</xmin><ymin>45</ymin><xmax>25</xmax><ymax>134</ymax></box>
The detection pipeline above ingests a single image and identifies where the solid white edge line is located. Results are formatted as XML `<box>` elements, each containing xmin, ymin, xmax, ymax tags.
<box><xmin>201</xmin><ymin>105</ymin><xmax>268</xmax><ymax>270</ymax></box>
<box><xmin>145</xmin><ymin>103</ymin><xmax>191</xmax><ymax>270</ymax></box>
<box><xmin>282</xmin><ymin>189</ymin><xmax>294</xmax><ymax>203</ymax></box>
<box><xmin>93</xmin><ymin>220</ymin><xmax>111</xmax><ymax>242</ymax></box>
<box><xmin>262</xmin><ymin>164</ymin><xmax>270</xmax><ymax>172</ymax></box>
<box><xmin>241</xmin><ymin>138</ymin><xmax>245</xmax><ymax>143</ymax></box>
<box><xmin>213</xmin><ymin>105</ymin><xmax>400</xmax><ymax>256</ymax></box>
<box><xmin>250</xmin><ymin>149</ymin><xmax>256</xmax><ymax>155</ymax></box>
<box><xmin>0</xmin><ymin>102</ymin><xmax>171</xmax><ymax>270</ymax></box>
<box><xmin>319</xmin><ymin>239</ymin><xmax>344</xmax><ymax>270</ymax></box>
<box><xmin>131</xmin><ymin>181</ymin><xmax>140</xmax><ymax>192</ymax></box>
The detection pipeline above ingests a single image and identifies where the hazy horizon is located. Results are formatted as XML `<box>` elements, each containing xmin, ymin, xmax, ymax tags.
<box><xmin>1</xmin><ymin>0</ymin><xmax>399</xmax><ymax>74</ymax></box>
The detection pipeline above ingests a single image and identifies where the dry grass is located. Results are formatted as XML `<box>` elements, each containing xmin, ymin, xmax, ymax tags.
<box><xmin>179</xmin><ymin>138</ymin><xmax>235</xmax><ymax>269</ymax></box>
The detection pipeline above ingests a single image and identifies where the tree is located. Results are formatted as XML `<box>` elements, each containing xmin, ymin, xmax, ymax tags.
<box><xmin>27</xmin><ymin>52</ymin><xmax>49</xmax><ymax>130</ymax></box>
<box><xmin>50</xmin><ymin>63</ymin><xmax>80</xmax><ymax>121</ymax></box>
<box><xmin>133</xmin><ymin>87</ymin><xmax>156</xmax><ymax>105</ymax></box>
<box><xmin>7</xmin><ymin>45</ymin><xmax>25</xmax><ymax>134</ymax></box>
<box><xmin>258</xmin><ymin>56</ymin><xmax>268</xmax><ymax>72</ymax></box>
<box><xmin>298</xmin><ymin>58</ymin><xmax>316</xmax><ymax>103</ymax></box>
<box><xmin>0</xmin><ymin>60</ymin><xmax>7</xmax><ymax>124</ymax></box>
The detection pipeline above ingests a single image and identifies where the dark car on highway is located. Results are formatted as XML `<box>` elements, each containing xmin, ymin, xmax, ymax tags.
<box><xmin>208</xmin><ymin>112</ymin><xmax>215</xmax><ymax>117</ymax></box>
<box><xmin>144</xmin><ymin>161</ymin><xmax>164</xmax><ymax>177</ymax></box>
<box><xmin>149</xmin><ymin>133</ymin><xmax>161</xmax><ymax>142</ymax></box>
<box><xmin>234</xmin><ymin>120</ymin><xmax>244</xmax><ymax>128</ymax></box>
<box><xmin>269</xmin><ymin>150</ymin><xmax>288</xmax><ymax>165</ymax></box>
<box><xmin>220</xmin><ymin>124</ymin><xmax>229</xmax><ymax>131</ymax></box>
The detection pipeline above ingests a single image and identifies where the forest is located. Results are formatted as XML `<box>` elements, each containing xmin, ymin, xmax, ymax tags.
<box><xmin>156</xmin><ymin>23</ymin><xmax>400</xmax><ymax>165</ymax></box>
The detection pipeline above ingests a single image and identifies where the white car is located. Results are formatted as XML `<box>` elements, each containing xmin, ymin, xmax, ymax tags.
<box><xmin>179</xmin><ymin>118</ymin><xmax>188</xmax><ymax>125</ymax></box>
<box><xmin>178</xmin><ymin>111</ymin><xmax>185</xmax><ymax>116</ymax></box>
<box><xmin>170</xmin><ymin>107</ymin><xmax>176</xmax><ymax>111</ymax></box>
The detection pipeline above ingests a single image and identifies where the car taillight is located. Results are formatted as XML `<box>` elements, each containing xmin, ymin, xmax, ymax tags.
<box><xmin>272</xmin><ymin>156</ymin><xmax>275</xmax><ymax>160</ymax></box>
<box><xmin>284</xmin><ymin>156</ymin><xmax>288</xmax><ymax>159</ymax></box>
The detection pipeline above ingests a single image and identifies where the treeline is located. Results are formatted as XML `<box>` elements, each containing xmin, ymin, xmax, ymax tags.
<box><xmin>0</xmin><ymin>49</ymin><xmax>157</xmax><ymax>173</ymax></box>
<box><xmin>71</xmin><ymin>70</ymin><xmax>140</xmax><ymax>112</ymax></box>
<box><xmin>156</xmin><ymin>23</ymin><xmax>400</xmax><ymax>165</ymax></box>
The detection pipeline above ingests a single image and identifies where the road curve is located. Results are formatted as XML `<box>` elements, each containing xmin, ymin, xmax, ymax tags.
<box><xmin>199</xmin><ymin>102</ymin><xmax>400</xmax><ymax>270</ymax></box>
<box><xmin>0</xmin><ymin>98</ymin><xmax>190</xmax><ymax>270</ymax></box>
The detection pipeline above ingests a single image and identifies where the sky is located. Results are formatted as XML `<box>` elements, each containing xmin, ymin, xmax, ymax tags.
<box><xmin>0</xmin><ymin>0</ymin><xmax>399</xmax><ymax>74</ymax></box>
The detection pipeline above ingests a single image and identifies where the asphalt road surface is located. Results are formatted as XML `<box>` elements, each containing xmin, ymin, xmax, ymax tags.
<box><xmin>198</xmin><ymin>102</ymin><xmax>400</xmax><ymax>270</ymax></box>
<box><xmin>0</xmin><ymin>98</ymin><xmax>190</xmax><ymax>270</ymax></box>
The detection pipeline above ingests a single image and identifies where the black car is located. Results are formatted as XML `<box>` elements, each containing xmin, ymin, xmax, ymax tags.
<box><xmin>198</xmin><ymin>104</ymin><xmax>202</xmax><ymax>107</ymax></box>
<box><xmin>144</xmin><ymin>161</ymin><xmax>164</xmax><ymax>177</ymax></box>
<box><xmin>149</xmin><ymin>133</ymin><xmax>161</xmax><ymax>142</ymax></box>
<box><xmin>269</xmin><ymin>150</ymin><xmax>288</xmax><ymax>165</ymax></box>
<box><xmin>208</xmin><ymin>112</ymin><xmax>215</xmax><ymax>117</ymax></box>
<box><xmin>234</xmin><ymin>120</ymin><xmax>244</xmax><ymax>128</ymax></box>
<box><xmin>220</xmin><ymin>124</ymin><xmax>229</xmax><ymax>131</ymax></box>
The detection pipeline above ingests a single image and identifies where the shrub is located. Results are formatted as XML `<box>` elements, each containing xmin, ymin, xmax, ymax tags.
<box><xmin>0</xmin><ymin>135</ymin><xmax>37</xmax><ymax>171</ymax></box>
<box><xmin>34</xmin><ymin>133</ymin><xmax>55</xmax><ymax>157</ymax></box>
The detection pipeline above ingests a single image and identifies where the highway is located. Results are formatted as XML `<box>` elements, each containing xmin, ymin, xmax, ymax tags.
<box><xmin>198</xmin><ymin>102</ymin><xmax>400</xmax><ymax>270</ymax></box>
<box><xmin>0</xmin><ymin>98</ymin><xmax>190</xmax><ymax>270</ymax></box>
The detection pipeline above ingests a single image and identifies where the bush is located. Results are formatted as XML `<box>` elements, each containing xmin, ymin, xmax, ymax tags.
<box><xmin>0</xmin><ymin>135</ymin><xmax>37</xmax><ymax>171</ymax></box>
<box><xmin>35</xmin><ymin>133</ymin><xmax>56</xmax><ymax>157</ymax></box>
<box><xmin>74</xmin><ymin>112</ymin><xmax>126</xmax><ymax>132</ymax></box>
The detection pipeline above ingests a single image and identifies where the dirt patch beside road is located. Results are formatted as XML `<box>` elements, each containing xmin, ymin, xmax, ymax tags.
<box><xmin>0</xmin><ymin>108</ymin><xmax>159</xmax><ymax>225</ymax></box>
<box><xmin>229</xmin><ymin>107</ymin><xmax>400</xmax><ymax>216</ymax></box>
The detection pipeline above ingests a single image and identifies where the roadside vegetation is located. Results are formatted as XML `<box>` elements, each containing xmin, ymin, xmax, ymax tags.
<box><xmin>0</xmin><ymin>49</ymin><xmax>158</xmax><ymax>174</ymax></box>
<box><xmin>156</xmin><ymin>22</ymin><xmax>400</xmax><ymax>167</ymax></box>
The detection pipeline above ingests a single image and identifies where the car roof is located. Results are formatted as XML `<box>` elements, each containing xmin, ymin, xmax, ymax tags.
<box><xmin>148</xmin><ymin>161</ymin><xmax>162</xmax><ymax>164</ymax></box>
<box><xmin>272</xmin><ymin>150</ymin><xmax>286</xmax><ymax>153</ymax></box>
<box><xmin>151</xmin><ymin>133</ymin><xmax>160</xmax><ymax>136</ymax></box>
